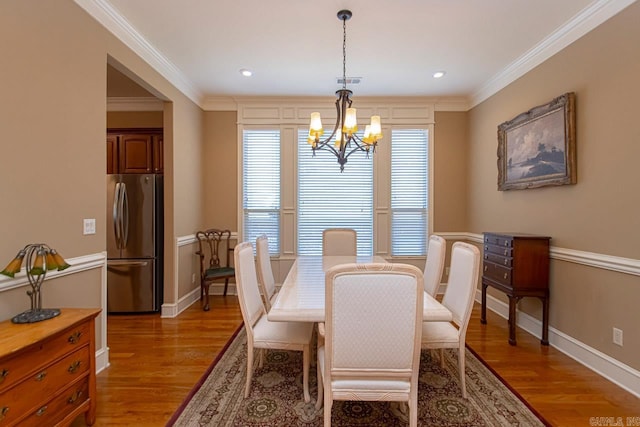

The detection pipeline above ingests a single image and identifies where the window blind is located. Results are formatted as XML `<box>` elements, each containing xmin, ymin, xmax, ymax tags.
<box><xmin>391</xmin><ymin>129</ymin><xmax>428</xmax><ymax>256</ymax></box>
<box><xmin>242</xmin><ymin>129</ymin><xmax>281</xmax><ymax>255</ymax></box>
<box><xmin>297</xmin><ymin>129</ymin><xmax>373</xmax><ymax>255</ymax></box>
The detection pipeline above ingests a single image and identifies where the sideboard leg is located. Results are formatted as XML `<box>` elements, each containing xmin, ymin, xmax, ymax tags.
<box><xmin>508</xmin><ymin>296</ymin><xmax>518</xmax><ymax>345</ymax></box>
<box><xmin>480</xmin><ymin>283</ymin><xmax>488</xmax><ymax>324</ymax></box>
<box><xmin>541</xmin><ymin>295</ymin><xmax>550</xmax><ymax>345</ymax></box>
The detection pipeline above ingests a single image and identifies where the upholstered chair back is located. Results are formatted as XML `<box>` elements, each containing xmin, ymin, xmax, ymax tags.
<box><xmin>255</xmin><ymin>234</ymin><xmax>277</xmax><ymax>311</ymax></box>
<box><xmin>234</xmin><ymin>242</ymin><xmax>265</xmax><ymax>338</ymax></box>
<box><xmin>322</xmin><ymin>228</ymin><xmax>357</xmax><ymax>256</ymax></box>
<box><xmin>441</xmin><ymin>242</ymin><xmax>480</xmax><ymax>331</ymax></box>
<box><xmin>423</xmin><ymin>234</ymin><xmax>446</xmax><ymax>296</ymax></box>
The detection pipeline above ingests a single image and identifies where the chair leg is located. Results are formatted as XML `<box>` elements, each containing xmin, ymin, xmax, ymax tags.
<box><xmin>458</xmin><ymin>344</ymin><xmax>467</xmax><ymax>399</ymax></box>
<box><xmin>315</xmin><ymin>360</ymin><xmax>323</xmax><ymax>410</ymax></box>
<box><xmin>302</xmin><ymin>344</ymin><xmax>310</xmax><ymax>403</ymax></box>
<box><xmin>410</xmin><ymin>393</ymin><xmax>418</xmax><ymax>427</ymax></box>
<box><xmin>245</xmin><ymin>343</ymin><xmax>254</xmax><ymax>398</ymax></box>
<box><xmin>223</xmin><ymin>278</ymin><xmax>229</xmax><ymax>296</ymax></box>
<box><xmin>323</xmin><ymin>391</ymin><xmax>332</xmax><ymax>427</ymax></box>
<box><xmin>202</xmin><ymin>282</ymin><xmax>210</xmax><ymax>311</ymax></box>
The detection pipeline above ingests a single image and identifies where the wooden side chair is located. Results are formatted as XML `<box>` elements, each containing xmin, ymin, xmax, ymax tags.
<box><xmin>195</xmin><ymin>228</ymin><xmax>235</xmax><ymax>311</ymax></box>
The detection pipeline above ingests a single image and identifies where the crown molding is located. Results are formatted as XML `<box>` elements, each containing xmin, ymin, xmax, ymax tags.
<box><xmin>107</xmin><ymin>97</ymin><xmax>164</xmax><ymax>112</ymax></box>
<box><xmin>74</xmin><ymin>0</ymin><xmax>202</xmax><ymax>106</ymax></box>
<box><xmin>471</xmin><ymin>0</ymin><xmax>638</xmax><ymax>107</ymax></box>
<box><xmin>202</xmin><ymin>95</ymin><xmax>470</xmax><ymax>112</ymax></box>
<box><xmin>77</xmin><ymin>0</ymin><xmax>636</xmax><ymax>112</ymax></box>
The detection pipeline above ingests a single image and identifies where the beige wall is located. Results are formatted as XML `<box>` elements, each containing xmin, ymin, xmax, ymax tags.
<box><xmin>467</xmin><ymin>2</ymin><xmax>640</xmax><ymax>369</ymax></box>
<box><xmin>433</xmin><ymin>111</ymin><xmax>469</xmax><ymax>232</ymax></box>
<box><xmin>1</xmin><ymin>1</ymin><xmax>205</xmax><ymax>330</ymax></box>
<box><xmin>203</xmin><ymin>111</ymin><xmax>238</xmax><ymax>230</ymax></box>
<box><xmin>107</xmin><ymin>111</ymin><xmax>163</xmax><ymax>128</ymax></box>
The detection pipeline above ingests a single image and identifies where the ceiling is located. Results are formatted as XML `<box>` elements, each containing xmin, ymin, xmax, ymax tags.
<box><xmin>85</xmin><ymin>0</ymin><xmax>635</xmax><ymax>108</ymax></box>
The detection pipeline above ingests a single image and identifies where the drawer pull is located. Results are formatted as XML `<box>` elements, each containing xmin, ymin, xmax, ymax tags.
<box><xmin>68</xmin><ymin>390</ymin><xmax>83</xmax><ymax>404</ymax></box>
<box><xmin>504</xmin><ymin>272</ymin><xmax>508</xmax><ymax>280</ymax></box>
<box><xmin>504</xmin><ymin>259</ymin><xmax>508</xmax><ymax>265</ymax></box>
<box><xmin>36</xmin><ymin>405</ymin><xmax>48</xmax><ymax>417</ymax></box>
<box><xmin>0</xmin><ymin>406</ymin><xmax>8</xmax><ymax>420</ymax></box>
<box><xmin>504</xmin><ymin>249</ymin><xmax>508</xmax><ymax>256</ymax></box>
<box><xmin>483</xmin><ymin>265</ymin><xmax>488</xmax><ymax>272</ymax></box>
<box><xmin>68</xmin><ymin>360</ymin><xmax>82</xmax><ymax>373</ymax></box>
<box><xmin>0</xmin><ymin>369</ymin><xmax>8</xmax><ymax>383</ymax></box>
<box><xmin>504</xmin><ymin>241</ymin><xmax>509</xmax><ymax>247</ymax></box>
<box><xmin>68</xmin><ymin>331</ymin><xmax>82</xmax><ymax>344</ymax></box>
<box><xmin>484</xmin><ymin>246</ymin><xmax>488</xmax><ymax>251</ymax></box>
<box><xmin>35</xmin><ymin>371</ymin><xmax>47</xmax><ymax>381</ymax></box>
<box><xmin>484</xmin><ymin>254</ymin><xmax>488</xmax><ymax>259</ymax></box>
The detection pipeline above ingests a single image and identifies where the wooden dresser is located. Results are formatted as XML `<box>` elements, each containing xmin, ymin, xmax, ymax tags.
<box><xmin>480</xmin><ymin>233</ymin><xmax>550</xmax><ymax>345</ymax></box>
<box><xmin>0</xmin><ymin>308</ymin><xmax>100</xmax><ymax>426</ymax></box>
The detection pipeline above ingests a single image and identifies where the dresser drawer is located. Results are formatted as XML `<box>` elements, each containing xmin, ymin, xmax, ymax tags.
<box><xmin>483</xmin><ymin>251</ymin><xmax>512</xmax><ymax>267</ymax></box>
<box><xmin>484</xmin><ymin>234</ymin><xmax>513</xmax><ymax>248</ymax></box>
<box><xmin>0</xmin><ymin>321</ymin><xmax>91</xmax><ymax>394</ymax></box>
<box><xmin>20</xmin><ymin>377</ymin><xmax>89</xmax><ymax>427</ymax></box>
<box><xmin>483</xmin><ymin>261</ymin><xmax>512</xmax><ymax>286</ymax></box>
<box><xmin>0</xmin><ymin>346</ymin><xmax>89</xmax><ymax>422</ymax></box>
<box><xmin>484</xmin><ymin>243</ymin><xmax>513</xmax><ymax>258</ymax></box>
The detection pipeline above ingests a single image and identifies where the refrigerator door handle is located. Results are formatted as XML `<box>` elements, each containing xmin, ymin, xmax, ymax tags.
<box><xmin>121</xmin><ymin>182</ymin><xmax>130</xmax><ymax>248</ymax></box>
<box><xmin>113</xmin><ymin>182</ymin><xmax>122</xmax><ymax>249</ymax></box>
<box><xmin>107</xmin><ymin>260</ymin><xmax>150</xmax><ymax>267</ymax></box>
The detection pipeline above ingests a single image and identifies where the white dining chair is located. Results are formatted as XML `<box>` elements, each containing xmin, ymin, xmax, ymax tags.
<box><xmin>424</xmin><ymin>234</ymin><xmax>446</xmax><ymax>297</ymax></box>
<box><xmin>234</xmin><ymin>241</ymin><xmax>313</xmax><ymax>402</ymax></box>
<box><xmin>316</xmin><ymin>262</ymin><xmax>424</xmax><ymax>427</ymax></box>
<box><xmin>322</xmin><ymin>228</ymin><xmax>357</xmax><ymax>256</ymax></box>
<box><xmin>255</xmin><ymin>234</ymin><xmax>279</xmax><ymax>312</ymax></box>
<box><xmin>421</xmin><ymin>241</ymin><xmax>480</xmax><ymax>398</ymax></box>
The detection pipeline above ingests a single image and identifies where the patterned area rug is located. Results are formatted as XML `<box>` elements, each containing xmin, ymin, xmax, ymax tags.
<box><xmin>169</xmin><ymin>327</ymin><xmax>547</xmax><ymax>426</ymax></box>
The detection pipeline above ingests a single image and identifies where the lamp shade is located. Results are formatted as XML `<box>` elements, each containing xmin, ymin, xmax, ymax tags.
<box><xmin>343</xmin><ymin>108</ymin><xmax>358</xmax><ymax>135</ymax></box>
<box><xmin>370</xmin><ymin>115</ymin><xmax>383</xmax><ymax>139</ymax></box>
<box><xmin>309</xmin><ymin>112</ymin><xmax>324</xmax><ymax>137</ymax></box>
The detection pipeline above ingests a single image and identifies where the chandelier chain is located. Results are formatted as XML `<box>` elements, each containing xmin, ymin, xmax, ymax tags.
<box><xmin>342</xmin><ymin>16</ymin><xmax>347</xmax><ymax>89</ymax></box>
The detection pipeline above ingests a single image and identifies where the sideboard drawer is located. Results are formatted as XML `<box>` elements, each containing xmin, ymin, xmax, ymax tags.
<box><xmin>483</xmin><ymin>251</ymin><xmax>512</xmax><ymax>267</ymax></box>
<box><xmin>483</xmin><ymin>262</ymin><xmax>512</xmax><ymax>285</ymax></box>
<box><xmin>0</xmin><ymin>321</ymin><xmax>91</xmax><ymax>395</ymax></box>
<box><xmin>484</xmin><ymin>234</ymin><xmax>513</xmax><ymax>248</ymax></box>
<box><xmin>20</xmin><ymin>377</ymin><xmax>89</xmax><ymax>427</ymax></box>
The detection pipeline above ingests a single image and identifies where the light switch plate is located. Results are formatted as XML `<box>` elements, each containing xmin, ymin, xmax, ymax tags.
<box><xmin>83</xmin><ymin>218</ymin><xmax>96</xmax><ymax>235</ymax></box>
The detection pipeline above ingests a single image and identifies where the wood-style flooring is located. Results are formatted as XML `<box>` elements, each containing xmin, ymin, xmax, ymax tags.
<box><xmin>73</xmin><ymin>296</ymin><xmax>639</xmax><ymax>426</ymax></box>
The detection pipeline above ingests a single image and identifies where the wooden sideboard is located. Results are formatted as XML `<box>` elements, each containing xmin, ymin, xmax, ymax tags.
<box><xmin>480</xmin><ymin>232</ymin><xmax>551</xmax><ymax>346</ymax></box>
<box><xmin>0</xmin><ymin>308</ymin><xmax>101</xmax><ymax>426</ymax></box>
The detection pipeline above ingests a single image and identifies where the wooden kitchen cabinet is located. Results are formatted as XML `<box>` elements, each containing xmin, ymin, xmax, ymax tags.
<box><xmin>107</xmin><ymin>128</ymin><xmax>163</xmax><ymax>174</ymax></box>
<box><xmin>0</xmin><ymin>308</ymin><xmax>101</xmax><ymax>426</ymax></box>
<box><xmin>480</xmin><ymin>232</ymin><xmax>551</xmax><ymax>346</ymax></box>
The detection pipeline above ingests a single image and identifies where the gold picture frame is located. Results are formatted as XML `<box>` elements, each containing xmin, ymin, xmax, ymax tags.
<box><xmin>497</xmin><ymin>92</ymin><xmax>576</xmax><ymax>191</ymax></box>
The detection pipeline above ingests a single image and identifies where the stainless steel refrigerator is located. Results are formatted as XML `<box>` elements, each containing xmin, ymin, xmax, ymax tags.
<box><xmin>107</xmin><ymin>174</ymin><xmax>163</xmax><ymax>313</ymax></box>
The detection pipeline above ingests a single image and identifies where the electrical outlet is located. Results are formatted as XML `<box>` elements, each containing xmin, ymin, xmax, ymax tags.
<box><xmin>83</xmin><ymin>218</ymin><xmax>96</xmax><ymax>235</ymax></box>
<box><xmin>613</xmin><ymin>327</ymin><xmax>623</xmax><ymax>346</ymax></box>
<box><xmin>191</xmin><ymin>273</ymin><xmax>196</xmax><ymax>284</ymax></box>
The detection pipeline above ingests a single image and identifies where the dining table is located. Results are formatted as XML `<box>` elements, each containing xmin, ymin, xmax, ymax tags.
<box><xmin>267</xmin><ymin>255</ymin><xmax>453</xmax><ymax>323</ymax></box>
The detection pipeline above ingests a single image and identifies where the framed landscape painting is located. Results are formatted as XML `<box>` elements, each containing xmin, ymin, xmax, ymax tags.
<box><xmin>497</xmin><ymin>92</ymin><xmax>576</xmax><ymax>191</ymax></box>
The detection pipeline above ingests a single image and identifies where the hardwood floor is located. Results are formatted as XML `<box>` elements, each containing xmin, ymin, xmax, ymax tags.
<box><xmin>74</xmin><ymin>295</ymin><xmax>639</xmax><ymax>426</ymax></box>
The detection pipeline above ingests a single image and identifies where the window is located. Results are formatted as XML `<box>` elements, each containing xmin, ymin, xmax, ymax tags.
<box><xmin>297</xmin><ymin>130</ymin><xmax>373</xmax><ymax>255</ymax></box>
<box><xmin>242</xmin><ymin>129</ymin><xmax>280</xmax><ymax>254</ymax></box>
<box><xmin>391</xmin><ymin>129</ymin><xmax>429</xmax><ymax>256</ymax></box>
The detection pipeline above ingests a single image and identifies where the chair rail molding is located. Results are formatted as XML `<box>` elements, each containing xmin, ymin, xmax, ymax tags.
<box><xmin>436</xmin><ymin>232</ymin><xmax>640</xmax><ymax>277</ymax></box>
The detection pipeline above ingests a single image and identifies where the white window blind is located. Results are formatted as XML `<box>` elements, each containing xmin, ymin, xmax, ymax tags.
<box><xmin>297</xmin><ymin>129</ymin><xmax>373</xmax><ymax>255</ymax></box>
<box><xmin>242</xmin><ymin>129</ymin><xmax>280</xmax><ymax>255</ymax></box>
<box><xmin>391</xmin><ymin>129</ymin><xmax>428</xmax><ymax>256</ymax></box>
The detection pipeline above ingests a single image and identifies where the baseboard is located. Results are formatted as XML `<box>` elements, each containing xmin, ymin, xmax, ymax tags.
<box><xmin>478</xmin><ymin>290</ymin><xmax>640</xmax><ymax>398</ymax></box>
<box><xmin>95</xmin><ymin>346</ymin><xmax>110</xmax><ymax>374</ymax></box>
<box><xmin>161</xmin><ymin>288</ymin><xmax>200</xmax><ymax>318</ymax></box>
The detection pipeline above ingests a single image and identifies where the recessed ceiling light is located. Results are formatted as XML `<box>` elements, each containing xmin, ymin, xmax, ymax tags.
<box><xmin>433</xmin><ymin>71</ymin><xmax>446</xmax><ymax>79</ymax></box>
<box><xmin>240</xmin><ymin>68</ymin><xmax>253</xmax><ymax>77</ymax></box>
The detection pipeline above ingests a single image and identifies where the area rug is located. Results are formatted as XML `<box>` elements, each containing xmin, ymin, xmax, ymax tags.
<box><xmin>168</xmin><ymin>326</ymin><xmax>548</xmax><ymax>426</ymax></box>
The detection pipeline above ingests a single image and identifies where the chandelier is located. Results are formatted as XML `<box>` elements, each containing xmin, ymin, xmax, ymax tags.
<box><xmin>308</xmin><ymin>10</ymin><xmax>382</xmax><ymax>172</ymax></box>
